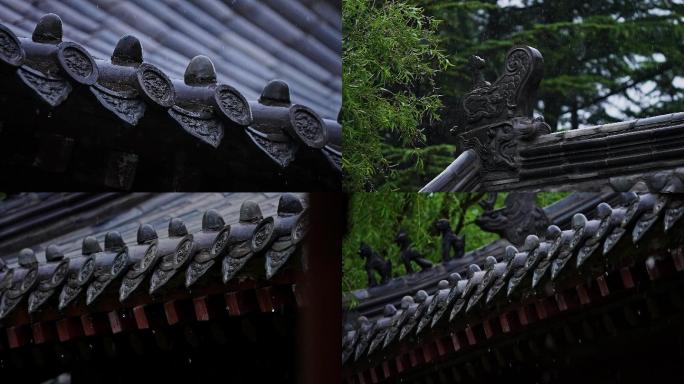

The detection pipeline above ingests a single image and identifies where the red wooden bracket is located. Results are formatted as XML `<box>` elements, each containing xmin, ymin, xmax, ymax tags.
<box><xmin>672</xmin><ymin>248</ymin><xmax>684</xmax><ymax>271</ymax></box>
<box><xmin>382</xmin><ymin>361</ymin><xmax>391</xmax><ymax>379</ymax></box>
<box><xmin>596</xmin><ymin>275</ymin><xmax>610</xmax><ymax>297</ymax></box>
<box><xmin>555</xmin><ymin>292</ymin><xmax>569</xmax><ymax>311</ymax></box>
<box><xmin>369</xmin><ymin>366</ymin><xmax>379</xmax><ymax>383</ymax></box>
<box><xmin>7</xmin><ymin>325</ymin><xmax>31</xmax><ymax>348</ymax></box>
<box><xmin>395</xmin><ymin>354</ymin><xmax>407</xmax><ymax>374</ymax></box>
<box><xmin>408</xmin><ymin>349</ymin><xmax>420</xmax><ymax>367</ymax></box>
<box><xmin>32</xmin><ymin>322</ymin><xmax>57</xmax><ymax>344</ymax></box>
<box><xmin>163</xmin><ymin>299</ymin><xmax>192</xmax><ymax>326</ymax></box>
<box><xmin>534</xmin><ymin>300</ymin><xmax>548</xmax><ymax>320</ymax></box>
<box><xmin>620</xmin><ymin>267</ymin><xmax>635</xmax><ymax>289</ymax></box>
<box><xmin>465</xmin><ymin>325</ymin><xmax>477</xmax><ymax>346</ymax></box>
<box><xmin>133</xmin><ymin>305</ymin><xmax>150</xmax><ymax>329</ymax></box>
<box><xmin>225</xmin><ymin>290</ymin><xmax>258</xmax><ymax>316</ymax></box>
<box><xmin>482</xmin><ymin>318</ymin><xmax>494</xmax><ymax>339</ymax></box>
<box><xmin>421</xmin><ymin>342</ymin><xmax>435</xmax><ymax>363</ymax></box>
<box><xmin>451</xmin><ymin>332</ymin><xmax>461</xmax><ymax>352</ymax></box>
<box><xmin>56</xmin><ymin>317</ymin><xmax>83</xmax><ymax>342</ymax></box>
<box><xmin>517</xmin><ymin>306</ymin><xmax>530</xmax><ymax>326</ymax></box>
<box><xmin>108</xmin><ymin>309</ymin><xmax>136</xmax><ymax>334</ymax></box>
<box><xmin>499</xmin><ymin>312</ymin><xmax>512</xmax><ymax>333</ymax></box>
<box><xmin>193</xmin><ymin>296</ymin><xmax>211</xmax><ymax>321</ymax></box>
<box><xmin>292</xmin><ymin>284</ymin><xmax>307</xmax><ymax>308</ymax></box>
<box><xmin>576</xmin><ymin>284</ymin><xmax>591</xmax><ymax>305</ymax></box>
<box><xmin>256</xmin><ymin>285</ymin><xmax>295</xmax><ymax>313</ymax></box>
<box><xmin>81</xmin><ymin>313</ymin><xmax>109</xmax><ymax>337</ymax></box>
<box><xmin>435</xmin><ymin>336</ymin><xmax>448</xmax><ymax>356</ymax></box>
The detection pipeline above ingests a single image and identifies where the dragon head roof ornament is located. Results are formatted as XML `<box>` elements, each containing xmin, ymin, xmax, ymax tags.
<box><xmin>458</xmin><ymin>46</ymin><xmax>550</xmax><ymax>176</ymax></box>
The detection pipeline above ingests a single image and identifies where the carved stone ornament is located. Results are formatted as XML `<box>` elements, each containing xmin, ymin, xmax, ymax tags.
<box><xmin>119</xmin><ymin>224</ymin><xmax>159</xmax><ymax>301</ymax></box>
<box><xmin>185</xmin><ymin>210</ymin><xmax>227</xmax><ymax>287</ymax></box>
<box><xmin>168</xmin><ymin>56</ymin><xmax>226</xmax><ymax>148</ymax></box>
<box><xmin>476</xmin><ymin>192</ymin><xmax>550</xmax><ymax>246</ymax></box>
<box><xmin>358</xmin><ymin>242</ymin><xmax>392</xmax><ymax>287</ymax></box>
<box><xmin>28</xmin><ymin>245</ymin><xmax>69</xmax><ymax>313</ymax></box>
<box><xmin>149</xmin><ymin>218</ymin><xmax>194</xmax><ymax>295</ymax></box>
<box><xmin>15</xmin><ymin>14</ymin><xmax>100</xmax><ymax>107</ymax></box>
<box><xmin>250</xmin><ymin>194</ymin><xmax>307</xmax><ymax>279</ymax></box>
<box><xmin>90</xmin><ymin>35</ymin><xmax>175</xmax><ymax>126</ymax></box>
<box><xmin>395</xmin><ymin>230</ymin><xmax>432</xmax><ymax>274</ymax></box>
<box><xmin>0</xmin><ymin>23</ymin><xmax>24</xmax><ymax>67</ymax></box>
<box><xmin>58</xmin><ymin>237</ymin><xmax>101</xmax><ymax>310</ymax></box>
<box><xmin>221</xmin><ymin>200</ymin><xmax>264</xmax><ymax>283</ymax></box>
<box><xmin>459</xmin><ymin>46</ymin><xmax>550</xmax><ymax>175</ymax></box>
<box><xmin>85</xmin><ymin>231</ymin><xmax>129</xmax><ymax>305</ymax></box>
<box><xmin>0</xmin><ymin>249</ymin><xmax>39</xmax><ymax>319</ymax></box>
<box><xmin>435</xmin><ymin>219</ymin><xmax>465</xmax><ymax>262</ymax></box>
<box><xmin>247</xmin><ymin>80</ymin><xmax>327</xmax><ymax>167</ymax></box>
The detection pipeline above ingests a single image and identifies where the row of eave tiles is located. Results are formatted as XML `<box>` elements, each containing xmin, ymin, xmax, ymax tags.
<box><xmin>0</xmin><ymin>193</ymin><xmax>308</xmax><ymax>322</ymax></box>
<box><xmin>0</xmin><ymin>13</ymin><xmax>341</xmax><ymax>171</ymax></box>
<box><xmin>0</xmin><ymin>0</ymin><xmax>342</xmax><ymax>117</ymax></box>
<box><xmin>342</xmin><ymin>192</ymin><xmax>684</xmax><ymax>364</ymax></box>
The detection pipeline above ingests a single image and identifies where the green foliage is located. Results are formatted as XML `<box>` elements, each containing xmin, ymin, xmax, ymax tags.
<box><xmin>342</xmin><ymin>0</ymin><xmax>451</xmax><ymax>191</ymax></box>
<box><xmin>347</xmin><ymin>0</ymin><xmax>684</xmax><ymax>190</ymax></box>
<box><xmin>342</xmin><ymin>192</ymin><xmax>569</xmax><ymax>292</ymax></box>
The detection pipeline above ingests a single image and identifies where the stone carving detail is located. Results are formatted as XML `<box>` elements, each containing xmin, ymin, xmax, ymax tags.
<box><xmin>18</xmin><ymin>67</ymin><xmax>72</xmax><ymax>107</ymax></box>
<box><xmin>395</xmin><ymin>230</ymin><xmax>432</xmax><ymax>274</ymax></box>
<box><xmin>435</xmin><ymin>219</ymin><xmax>465</xmax><ymax>262</ymax></box>
<box><xmin>247</xmin><ymin>129</ymin><xmax>297</xmax><ymax>168</ymax></box>
<box><xmin>139</xmin><ymin>66</ymin><xmax>173</xmax><ymax>106</ymax></box>
<box><xmin>0</xmin><ymin>27</ymin><xmax>23</xmax><ymax>66</ymax></box>
<box><xmin>476</xmin><ymin>192</ymin><xmax>550</xmax><ymax>246</ymax></box>
<box><xmin>290</xmin><ymin>107</ymin><xmax>326</xmax><ymax>148</ymax></box>
<box><xmin>458</xmin><ymin>46</ymin><xmax>549</xmax><ymax>174</ymax></box>
<box><xmin>150</xmin><ymin>238</ymin><xmax>192</xmax><ymax>294</ymax></box>
<box><xmin>216</xmin><ymin>85</ymin><xmax>251</xmax><ymax>126</ymax></box>
<box><xmin>358</xmin><ymin>243</ymin><xmax>391</xmax><ymax>287</ymax></box>
<box><xmin>91</xmin><ymin>85</ymin><xmax>145</xmax><ymax>126</ymax></box>
<box><xmin>252</xmin><ymin>220</ymin><xmax>274</xmax><ymax>250</ymax></box>
<box><xmin>463</xmin><ymin>49</ymin><xmax>532</xmax><ymax>123</ymax></box>
<box><xmin>169</xmin><ymin>107</ymin><xmax>224</xmax><ymax>148</ymax></box>
<box><xmin>61</xmin><ymin>46</ymin><xmax>92</xmax><ymax>78</ymax></box>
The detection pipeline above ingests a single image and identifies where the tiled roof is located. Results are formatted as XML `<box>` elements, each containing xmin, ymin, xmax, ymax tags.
<box><xmin>342</xmin><ymin>193</ymin><xmax>684</xmax><ymax>382</ymax></box>
<box><xmin>0</xmin><ymin>0</ymin><xmax>341</xmax><ymax>118</ymax></box>
<box><xmin>0</xmin><ymin>9</ymin><xmax>341</xmax><ymax>190</ymax></box>
<box><xmin>0</xmin><ymin>192</ymin><xmax>309</xmax><ymax>342</ymax></box>
<box><xmin>420</xmin><ymin>45</ymin><xmax>684</xmax><ymax>193</ymax></box>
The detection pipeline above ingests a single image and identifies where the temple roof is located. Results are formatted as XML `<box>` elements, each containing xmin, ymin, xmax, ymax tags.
<box><xmin>421</xmin><ymin>46</ymin><xmax>684</xmax><ymax>193</ymax></box>
<box><xmin>0</xmin><ymin>6</ymin><xmax>341</xmax><ymax>190</ymax></box>
<box><xmin>0</xmin><ymin>0</ymin><xmax>341</xmax><ymax>118</ymax></box>
<box><xmin>0</xmin><ymin>192</ymin><xmax>309</xmax><ymax>339</ymax></box>
<box><xmin>342</xmin><ymin>193</ymin><xmax>684</xmax><ymax>382</ymax></box>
